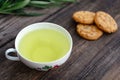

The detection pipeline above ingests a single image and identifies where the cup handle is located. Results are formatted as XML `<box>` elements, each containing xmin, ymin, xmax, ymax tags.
<box><xmin>5</xmin><ymin>48</ymin><xmax>20</xmax><ymax>61</ymax></box>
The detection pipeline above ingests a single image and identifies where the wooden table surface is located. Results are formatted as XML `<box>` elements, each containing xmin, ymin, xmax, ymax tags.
<box><xmin>0</xmin><ymin>0</ymin><xmax>120</xmax><ymax>80</ymax></box>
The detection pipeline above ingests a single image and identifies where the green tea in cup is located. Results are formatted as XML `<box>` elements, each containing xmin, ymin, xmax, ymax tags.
<box><xmin>5</xmin><ymin>22</ymin><xmax>73</xmax><ymax>71</ymax></box>
<box><xmin>18</xmin><ymin>28</ymin><xmax>70</xmax><ymax>62</ymax></box>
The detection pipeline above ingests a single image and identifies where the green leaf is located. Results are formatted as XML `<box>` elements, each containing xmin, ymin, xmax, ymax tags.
<box><xmin>0</xmin><ymin>9</ymin><xmax>43</xmax><ymax>16</ymax></box>
<box><xmin>50</xmin><ymin>0</ymin><xmax>75</xmax><ymax>3</ymax></box>
<box><xmin>0</xmin><ymin>0</ymin><xmax>75</xmax><ymax>16</ymax></box>
<box><xmin>29</xmin><ymin>0</ymin><xmax>63</xmax><ymax>8</ymax></box>
<box><xmin>29</xmin><ymin>1</ymin><xmax>52</xmax><ymax>8</ymax></box>
<box><xmin>30</xmin><ymin>1</ymin><xmax>51</xmax><ymax>5</ymax></box>
<box><xmin>0</xmin><ymin>10</ymin><xmax>13</xmax><ymax>14</ymax></box>
<box><xmin>4</xmin><ymin>0</ymin><xmax>30</xmax><ymax>11</ymax></box>
<box><xmin>0</xmin><ymin>0</ymin><xmax>11</xmax><ymax>10</ymax></box>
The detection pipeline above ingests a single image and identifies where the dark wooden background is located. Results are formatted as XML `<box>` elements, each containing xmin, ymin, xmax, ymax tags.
<box><xmin>0</xmin><ymin>0</ymin><xmax>120</xmax><ymax>80</ymax></box>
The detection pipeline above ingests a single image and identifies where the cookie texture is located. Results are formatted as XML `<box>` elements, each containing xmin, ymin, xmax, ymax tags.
<box><xmin>95</xmin><ymin>11</ymin><xmax>118</xmax><ymax>33</ymax></box>
<box><xmin>77</xmin><ymin>24</ymin><xmax>103</xmax><ymax>40</ymax></box>
<box><xmin>73</xmin><ymin>11</ymin><xmax>95</xmax><ymax>24</ymax></box>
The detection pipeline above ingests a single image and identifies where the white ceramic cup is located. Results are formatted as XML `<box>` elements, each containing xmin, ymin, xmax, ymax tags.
<box><xmin>5</xmin><ymin>22</ymin><xmax>73</xmax><ymax>71</ymax></box>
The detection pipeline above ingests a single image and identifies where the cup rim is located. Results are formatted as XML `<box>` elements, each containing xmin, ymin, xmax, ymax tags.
<box><xmin>15</xmin><ymin>22</ymin><xmax>73</xmax><ymax>64</ymax></box>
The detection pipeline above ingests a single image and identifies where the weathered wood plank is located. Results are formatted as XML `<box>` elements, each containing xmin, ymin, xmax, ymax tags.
<box><xmin>39</xmin><ymin>0</ymin><xmax>120</xmax><ymax>80</ymax></box>
<box><xmin>0</xmin><ymin>0</ymin><xmax>120</xmax><ymax>80</ymax></box>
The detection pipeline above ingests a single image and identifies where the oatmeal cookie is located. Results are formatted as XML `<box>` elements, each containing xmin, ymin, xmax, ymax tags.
<box><xmin>73</xmin><ymin>11</ymin><xmax>95</xmax><ymax>24</ymax></box>
<box><xmin>95</xmin><ymin>11</ymin><xmax>118</xmax><ymax>33</ymax></box>
<box><xmin>77</xmin><ymin>24</ymin><xmax>103</xmax><ymax>40</ymax></box>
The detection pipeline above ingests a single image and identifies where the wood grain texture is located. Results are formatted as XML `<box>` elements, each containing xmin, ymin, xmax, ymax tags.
<box><xmin>0</xmin><ymin>0</ymin><xmax>120</xmax><ymax>80</ymax></box>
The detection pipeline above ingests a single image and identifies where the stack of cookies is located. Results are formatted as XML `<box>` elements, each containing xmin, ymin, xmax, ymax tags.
<box><xmin>73</xmin><ymin>11</ymin><xmax>118</xmax><ymax>40</ymax></box>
